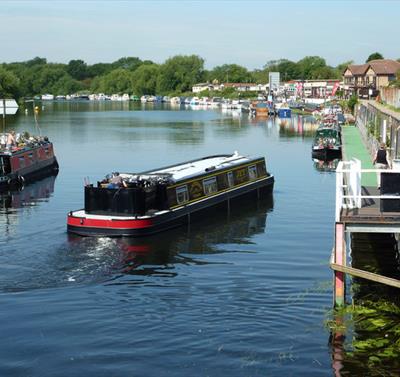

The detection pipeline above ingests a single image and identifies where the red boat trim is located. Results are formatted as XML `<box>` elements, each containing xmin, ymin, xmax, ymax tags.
<box><xmin>67</xmin><ymin>214</ymin><xmax>154</xmax><ymax>230</ymax></box>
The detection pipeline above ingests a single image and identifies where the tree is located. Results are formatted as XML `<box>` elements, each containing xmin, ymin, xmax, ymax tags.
<box><xmin>297</xmin><ymin>56</ymin><xmax>327</xmax><ymax>80</ymax></box>
<box><xmin>207</xmin><ymin>64</ymin><xmax>252</xmax><ymax>83</ymax></box>
<box><xmin>25</xmin><ymin>57</ymin><xmax>47</xmax><ymax>67</ymax></box>
<box><xmin>0</xmin><ymin>67</ymin><xmax>20</xmax><ymax>98</ymax></box>
<box><xmin>67</xmin><ymin>59</ymin><xmax>88</xmax><ymax>80</ymax></box>
<box><xmin>366</xmin><ymin>52</ymin><xmax>384</xmax><ymax>62</ymax></box>
<box><xmin>157</xmin><ymin>55</ymin><xmax>205</xmax><ymax>94</ymax></box>
<box><xmin>87</xmin><ymin>63</ymin><xmax>113</xmax><ymax>78</ymax></box>
<box><xmin>97</xmin><ymin>68</ymin><xmax>134</xmax><ymax>93</ymax></box>
<box><xmin>262</xmin><ymin>59</ymin><xmax>300</xmax><ymax>82</ymax></box>
<box><xmin>131</xmin><ymin>64</ymin><xmax>160</xmax><ymax>95</ymax></box>
<box><xmin>111</xmin><ymin>57</ymin><xmax>143</xmax><ymax>72</ymax></box>
<box><xmin>31</xmin><ymin>65</ymin><xmax>76</xmax><ymax>95</ymax></box>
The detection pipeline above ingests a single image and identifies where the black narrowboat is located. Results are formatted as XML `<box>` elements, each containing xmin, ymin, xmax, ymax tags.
<box><xmin>67</xmin><ymin>152</ymin><xmax>274</xmax><ymax>237</ymax></box>
<box><xmin>311</xmin><ymin>124</ymin><xmax>342</xmax><ymax>160</ymax></box>
<box><xmin>0</xmin><ymin>134</ymin><xmax>59</xmax><ymax>191</ymax></box>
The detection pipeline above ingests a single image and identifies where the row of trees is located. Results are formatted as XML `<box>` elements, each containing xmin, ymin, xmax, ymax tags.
<box><xmin>0</xmin><ymin>53</ymin><xmax>396</xmax><ymax>99</ymax></box>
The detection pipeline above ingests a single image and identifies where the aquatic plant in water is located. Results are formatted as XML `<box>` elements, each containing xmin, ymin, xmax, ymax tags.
<box><xmin>327</xmin><ymin>299</ymin><xmax>400</xmax><ymax>371</ymax></box>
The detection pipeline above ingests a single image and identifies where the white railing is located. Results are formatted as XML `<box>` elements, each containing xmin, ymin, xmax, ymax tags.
<box><xmin>335</xmin><ymin>158</ymin><xmax>400</xmax><ymax>222</ymax></box>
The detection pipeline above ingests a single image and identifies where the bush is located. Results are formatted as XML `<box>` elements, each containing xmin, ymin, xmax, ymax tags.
<box><xmin>347</xmin><ymin>95</ymin><xmax>358</xmax><ymax>113</ymax></box>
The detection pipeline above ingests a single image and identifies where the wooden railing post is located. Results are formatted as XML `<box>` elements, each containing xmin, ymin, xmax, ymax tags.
<box><xmin>335</xmin><ymin>162</ymin><xmax>344</xmax><ymax>222</ymax></box>
<box><xmin>334</xmin><ymin>222</ymin><xmax>346</xmax><ymax>307</ymax></box>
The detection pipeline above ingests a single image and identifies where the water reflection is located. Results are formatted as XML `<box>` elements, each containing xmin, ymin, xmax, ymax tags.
<box><xmin>0</xmin><ymin>174</ymin><xmax>58</xmax><ymax>241</ymax></box>
<box><xmin>278</xmin><ymin>115</ymin><xmax>318</xmax><ymax>137</ymax></box>
<box><xmin>313</xmin><ymin>158</ymin><xmax>340</xmax><ymax>173</ymax></box>
<box><xmin>0</xmin><ymin>174</ymin><xmax>57</xmax><ymax>210</ymax></box>
<box><xmin>67</xmin><ymin>195</ymin><xmax>273</xmax><ymax>280</ymax></box>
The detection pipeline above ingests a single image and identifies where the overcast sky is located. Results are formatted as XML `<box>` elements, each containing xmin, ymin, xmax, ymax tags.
<box><xmin>0</xmin><ymin>0</ymin><xmax>398</xmax><ymax>69</ymax></box>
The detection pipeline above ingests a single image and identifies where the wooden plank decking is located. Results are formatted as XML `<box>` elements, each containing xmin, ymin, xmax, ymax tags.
<box><xmin>341</xmin><ymin>186</ymin><xmax>400</xmax><ymax>223</ymax></box>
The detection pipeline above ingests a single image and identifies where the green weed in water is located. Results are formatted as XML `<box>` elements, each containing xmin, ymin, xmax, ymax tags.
<box><xmin>326</xmin><ymin>300</ymin><xmax>400</xmax><ymax>371</ymax></box>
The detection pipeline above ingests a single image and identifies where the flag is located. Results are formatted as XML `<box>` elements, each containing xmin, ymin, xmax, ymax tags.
<box><xmin>331</xmin><ymin>82</ymin><xmax>340</xmax><ymax>96</ymax></box>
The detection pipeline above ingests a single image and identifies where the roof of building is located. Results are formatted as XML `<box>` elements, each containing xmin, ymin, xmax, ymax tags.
<box><xmin>346</xmin><ymin>60</ymin><xmax>400</xmax><ymax>76</ymax></box>
<box><xmin>347</xmin><ymin>64</ymin><xmax>369</xmax><ymax>75</ymax></box>
<box><xmin>368</xmin><ymin>59</ymin><xmax>400</xmax><ymax>75</ymax></box>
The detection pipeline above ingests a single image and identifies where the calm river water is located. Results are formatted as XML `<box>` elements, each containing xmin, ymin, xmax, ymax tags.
<box><xmin>0</xmin><ymin>102</ymin><xmax>395</xmax><ymax>376</ymax></box>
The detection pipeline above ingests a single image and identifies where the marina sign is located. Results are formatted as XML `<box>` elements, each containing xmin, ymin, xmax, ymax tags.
<box><xmin>0</xmin><ymin>99</ymin><xmax>19</xmax><ymax>115</ymax></box>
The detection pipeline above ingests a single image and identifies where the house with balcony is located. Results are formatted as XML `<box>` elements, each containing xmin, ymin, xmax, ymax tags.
<box><xmin>343</xmin><ymin>59</ymin><xmax>400</xmax><ymax>98</ymax></box>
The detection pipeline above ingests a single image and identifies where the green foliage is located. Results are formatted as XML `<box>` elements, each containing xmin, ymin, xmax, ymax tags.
<box><xmin>207</xmin><ymin>64</ymin><xmax>252</xmax><ymax>84</ymax></box>
<box><xmin>366</xmin><ymin>52</ymin><xmax>384</xmax><ymax>62</ymax></box>
<box><xmin>347</xmin><ymin>95</ymin><xmax>358</xmax><ymax>113</ymax></box>
<box><xmin>0</xmin><ymin>53</ymin><xmax>385</xmax><ymax>99</ymax></box>
<box><xmin>92</xmin><ymin>68</ymin><xmax>134</xmax><ymax>94</ymax></box>
<box><xmin>327</xmin><ymin>300</ymin><xmax>400</xmax><ymax>370</ymax></box>
<box><xmin>263</xmin><ymin>59</ymin><xmax>300</xmax><ymax>81</ymax></box>
<box><xmin>131</xmin><ymin>64</ymin><xmax>160</xmax><ymax>95</ymax></box>
<box><xmin>87</xmin><ymin>63</ymin><xmax>113</xmax><ymax>78</ymax></box>
<box><xmin>297</xmin><ymin>56</ymin><xmax>327</xmax><ymax>79</ymax></box>
<box><xmin>156</xmin><ymin>55</ymin><xmax>205</xmax><ymax>94</ymax></box>
<box><xmin>250</xmin><ymin>69</ymin><xmax>268</xmax><ymax>84</ymax></box>
<box><xmin>31</xmin><ymin>65</ymin><xmax>75</xmax><ymax>95</ymax></box>
<box><xmin>0</xmin><ymin>67</ymin><xmax>21</xmax><ymax>98</ymax></box>
<box><xmin>111</xmin><ymin>57</ymin><xmax>144</xmax><ymax>72</ymax></box>
<box><xmin>67</xmin><ymin>59</ymin><xmax>88</xmax><ymax>80</ymax></box>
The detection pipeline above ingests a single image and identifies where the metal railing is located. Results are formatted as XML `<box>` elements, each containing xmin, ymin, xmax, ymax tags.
<box><xmin>335</xmin><ymin>158</ymin><xmax>400</xmax><ymax>222</ymax></box>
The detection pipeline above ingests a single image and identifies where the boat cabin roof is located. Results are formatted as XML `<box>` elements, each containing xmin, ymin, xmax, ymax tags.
<box><xmin>141</xmin><ymin>152</ymin><xmax>258</xmax><ymax>182</ymax></box>
<box><xmin>315</xmin><ymin>127</ymin><xmax>340</xmax><ymax>138</ymax></box>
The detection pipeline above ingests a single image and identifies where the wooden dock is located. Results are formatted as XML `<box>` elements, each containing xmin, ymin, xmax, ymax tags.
<box><xmin>332</xmin><ymin>125</ymin><xmax>400</xmax><ymax>306</ymax></box>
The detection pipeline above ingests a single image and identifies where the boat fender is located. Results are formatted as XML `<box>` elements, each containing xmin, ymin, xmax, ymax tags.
<box><xmin>8</xmin><ymin>174</ymin><xmax>25</xmax><ymax>188</ymax></box>
<box><xmin>18</xmin><ymin>175</ymin><xmax>25</xmax><ymax>189</ymax></box>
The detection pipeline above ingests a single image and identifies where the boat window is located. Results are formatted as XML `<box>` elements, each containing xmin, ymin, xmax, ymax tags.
<box><xmin>176</xmin><ymin>185</ymin><xmax>189</xmax><ymax>204</ymax></box>
<box><xmin>203</xmin><ymin>176</ymin><xmax>218</xmax><ymax>195</ymax></box>
<box><xmin>227</xmin><ymin>171</ymin><xmax>234</xmax><ymax>187</ymax></box>
<box><xmin>248</xmin><ymin>165</ymin><xmax>258</xmax><ymax>180</ymax></box>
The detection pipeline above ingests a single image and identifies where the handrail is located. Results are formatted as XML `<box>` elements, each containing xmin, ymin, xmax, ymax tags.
<box><xmin>335</xmin><ymin>158</ymin><xmax>400</xmax><ymax>221</ymax></box>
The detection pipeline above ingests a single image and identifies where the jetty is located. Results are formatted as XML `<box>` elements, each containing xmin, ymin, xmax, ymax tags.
<box><xmin>332</xmin><ymin>101</ymin><xmax>400</xmax><ymax>306</ymax></box>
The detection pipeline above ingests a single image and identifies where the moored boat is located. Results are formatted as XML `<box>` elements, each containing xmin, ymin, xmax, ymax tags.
<box><xmin>67</xmin><ymin>152</ymin><xmax>274</xmax><ymax>237</ymax></box>
<box><xmin>311</xmin><ymin>124</ymin><xmax>342</xmax><ymax>159</ymax></box>
<box><xmin>0</xmin><ymin>133</ymin><xmax>59</xmax><ymax>190</ymax></box>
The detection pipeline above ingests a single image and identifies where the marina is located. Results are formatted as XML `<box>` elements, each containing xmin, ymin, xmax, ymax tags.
<box><xmin>0</xmin><ymin>0</ymin><xmax>398</xmax><ymax>375</ymax></box>
<box><xmin>1</xmin><ymin>103</ymin><xmax>343</xmax><ymax>376</ymax></box>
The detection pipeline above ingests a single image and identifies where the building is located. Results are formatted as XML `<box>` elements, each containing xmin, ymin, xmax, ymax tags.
<box><xmin>218</xmin><ymin>83</ymin><xmax>267</xmax><ymax>92</ymax></box>
<box><xmin>268</xmin><ymin>72</ymin><xmax>280</xmax><ymax>94</ymax></box>
<box><xmin>192</xmin><ymin>83</ymin><xmax>214</xmax><ymax>93</ymax></box>
<box><xmin>192</xmin><ymin>82</ymin><xmax>267</xmax><ymax>93</ymax></box>
<box><xmin>282</xmin><ymin>79</ymin><xmax>341</xmax><ymax>98</ymax></box>
<box><xmin>343</xmin><ymin>59</ymin><xmax>400</xmax><ymax>98</ymax></box>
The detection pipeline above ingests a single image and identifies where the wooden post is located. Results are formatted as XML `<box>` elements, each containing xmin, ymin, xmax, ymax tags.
<box><xmin>334</xmin><ymin>222</ymin><xmax>346</xmax><ymax>307</ymax></box>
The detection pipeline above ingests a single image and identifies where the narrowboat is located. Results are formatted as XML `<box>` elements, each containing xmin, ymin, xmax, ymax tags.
<box><xmin>311</xmin><ymin>124</ymin><xmax>342</xmax><ymax>160</ymax></box>
<box><xmin>0</xmin><ymin>133</ymin><xmax>59</xmax><ymax>190</ymax></box>
<box><xmin>67</xmin><ymin>152</ymin><xmax>274</xmax><ymax>237</ymax></box>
